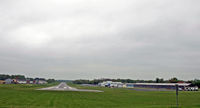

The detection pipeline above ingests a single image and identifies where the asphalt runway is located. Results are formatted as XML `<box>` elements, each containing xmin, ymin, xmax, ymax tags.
<box><xmin>38</xmin><ymin>82</ymin><xmax>103</xmax><ymax>92</ymax></box>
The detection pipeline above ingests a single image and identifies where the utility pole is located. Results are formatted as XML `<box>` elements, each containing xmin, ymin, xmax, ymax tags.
<box><xmin>175</xmin><ymin>84</ymin><xmax>179</xmax><ymax>108</ymax></box>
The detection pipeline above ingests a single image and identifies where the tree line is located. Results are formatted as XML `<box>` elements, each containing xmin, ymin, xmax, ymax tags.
<box><xmin>0</xmin><ymin>74</ymin><xmax>56</xmax><ymax>83</ymax></box>
<box><xmin>0</xmin><ymin>74</ymin><xmax>26</xmax><ymax>80</ymax></box>
<box><xmin>73</xmin><ymin>77</ymin><xmax>200</xmax><ymax>87</ymax></box>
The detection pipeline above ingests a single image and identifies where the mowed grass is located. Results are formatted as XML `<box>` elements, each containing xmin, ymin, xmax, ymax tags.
<box><xmin>0</xmin><ymin>83</ymin><xmax>200</xmax><ymax>108</ymax></box>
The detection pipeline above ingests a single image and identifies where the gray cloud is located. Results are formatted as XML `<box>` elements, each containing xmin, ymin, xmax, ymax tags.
<box><xmin>0</xmin><ymin>0</ymin><xmax>200</xmax><ymax>80</ymax></box>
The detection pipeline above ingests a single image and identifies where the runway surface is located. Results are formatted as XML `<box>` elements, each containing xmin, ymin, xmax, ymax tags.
<box><xmin>38</xmin><ymin>82</ymin><xmax>103</xmax><ymax>92</ymax></box>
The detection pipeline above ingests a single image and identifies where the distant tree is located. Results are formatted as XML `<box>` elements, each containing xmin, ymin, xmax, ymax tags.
<box><xmin>156</xmin><ymin>78</ymin><xmax>159</xmax><ymax>83</ymax></box>
<box><xmin>39</xmin><ymin>78</ymin><xmax>46</xmax><ymax>80</ymax></box>
<box><xmin>156</xmin><ymin>78</ymin><xmax>164</xmax><ymax>83</ymax></box>
<box><xmin>145</xmin><ymin>80</ymin><xmax>154</xmax><ymax>83</ymax></box>
<box><xmin>26</xmin><ymin>78</ymin><xmax>34</xmax><ymax>81</ymax></box>
<box><xmin>73</xmin><ymin>79</ymin><xmax>90</xmax><ymax>84</ymax></box>
<box><xmin>0</xmin><ymin>74</ymin><xmax>10</xmax><ymax>80</ymax></box>
<box><xmin>190</xmin><ymin>79</ymin><xmax>200</xmax><ymax>87</ymax></box>
<box><xmin>47</xmin><ymin>79</ymin><xmax>55</xmax><ymax>83</ymax></box>
<box><xmin>169</xmin><ymin>77</ymin><xmax>178</xmax><ymax>83</ymax></box>
<box><xmin>12</xmin><ymin>75</ymin><xmax>25</xmax><ymax>80</ymax></box>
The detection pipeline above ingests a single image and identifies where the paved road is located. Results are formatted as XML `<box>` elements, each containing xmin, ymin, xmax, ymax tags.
<box><xmin>38</xmin><ymin>82</ymin><xmax>103</xmax><ymax>92</ymax></box>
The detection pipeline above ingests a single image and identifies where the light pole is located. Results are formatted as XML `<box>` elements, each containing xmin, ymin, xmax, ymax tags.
<box><xmin>175</xmin><ymin>84</ymin><xmax>179</xmax><ymax>108</ymax></box>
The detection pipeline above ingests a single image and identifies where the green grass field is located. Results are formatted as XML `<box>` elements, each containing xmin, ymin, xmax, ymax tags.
<box><xmin>0</xmin><ymin>83</ymin><xmax>200</xmax><ymax>108</ymax></box>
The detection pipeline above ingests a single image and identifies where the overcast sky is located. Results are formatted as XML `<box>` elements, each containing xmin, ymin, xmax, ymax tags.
<box><xmin>0</xmin><ymin>0</ymin><xmax>200</xmax><ymax>80</ymax></box>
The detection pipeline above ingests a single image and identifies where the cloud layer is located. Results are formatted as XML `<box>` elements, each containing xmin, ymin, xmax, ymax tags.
<box><xmin>0</xmin><ymin>0</ymin><xmax>200</xmax><ymax>80</ymax></box>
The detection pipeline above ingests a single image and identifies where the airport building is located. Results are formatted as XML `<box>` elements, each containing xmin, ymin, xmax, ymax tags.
<box><xmin>125</xmin><ymin>83</ymin><xmax>198</xmax><ymax>91</ymax></box>
<box><xmin>5</xmin><ymin>79</ymin><xmax>13</xmax><ymax>84</ymax></box>
<box><xmin>98</xmin><ymin>81</ymin><xmax>124</xmax><ymax>88</ymax></box>
<box><xmin>0</xmin><ymin>80</ymin><xmax>5</xmax><ymax>84</ymax></box>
